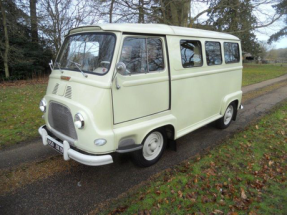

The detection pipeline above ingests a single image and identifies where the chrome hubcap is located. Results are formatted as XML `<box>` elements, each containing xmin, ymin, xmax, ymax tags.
<box><xmin>143</xmin><ymin>132</ymin><xmax>163</xmax><ymax>161</ymax></box>
<box><xmin>224</xmin><ymin>105</ymin><xmax>234</xmax><ymax>125</ymax></box>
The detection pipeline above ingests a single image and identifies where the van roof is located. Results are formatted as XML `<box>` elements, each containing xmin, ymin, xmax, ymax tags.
<box><xmin>69</xmin><ymin>23</ymin><xmax>240</xmax><ymax>41</ymax></box>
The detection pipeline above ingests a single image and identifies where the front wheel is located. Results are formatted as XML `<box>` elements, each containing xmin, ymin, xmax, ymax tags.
<box><xmin>132</xmin><ymin>129</ymin><xmax>166</xmax><ymax>167</ymax></box>
<box><xmin>215</xmin><ymin>102</ymin><xmax>235</xmax><ymax>129</ymax></box>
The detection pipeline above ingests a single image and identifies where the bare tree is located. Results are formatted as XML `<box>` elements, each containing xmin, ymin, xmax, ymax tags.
<box><xmin>0</xmin><ymin>0</ymin><xmax>10</xmax><ymax>78</ymax></box>
<box><xmin>38</xmin><ymin>0</ymin><xmax>99</xmax><ymax>52</ymax></box>
<box><xmin>30</xmin><ymin>0</ymin><xmax>38</xmax><ymax>43</ymax></box>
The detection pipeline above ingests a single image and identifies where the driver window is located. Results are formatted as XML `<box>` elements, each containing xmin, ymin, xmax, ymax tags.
<box><xmin>120</xmin><ymin>38</ymin><xmax>147</xmax><ymax>75</ymax></box>
<box><xmin>119</xmin><ymin>37</ymin><xmax>164</xmax><ymax>75</ymax></box>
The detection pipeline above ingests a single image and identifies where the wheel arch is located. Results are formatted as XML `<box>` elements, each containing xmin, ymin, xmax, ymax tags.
<box><xmin>220</xmin><ymin>91</ymin><xmax>242</xmax><ymax>116</ymax></box>
<box><xmin>141</xmin><ymin>124</ymin><xmax>176</xmax><ymax>144</ymax></box>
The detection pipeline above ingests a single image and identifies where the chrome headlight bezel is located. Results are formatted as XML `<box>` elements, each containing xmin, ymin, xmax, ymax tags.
<box><xmin>39</xmin><ymin>98</ymin><xmax>47</xmax><ymax>112</ymax></box>
<box><xmin>74</xmin><ymin>113</ymin><xmax>84</xmax><ymax>129</ymax></box>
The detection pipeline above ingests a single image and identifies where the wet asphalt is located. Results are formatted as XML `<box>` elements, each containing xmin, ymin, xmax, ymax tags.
<box><xmin>0</xmin><ymin>83</ymin><xmax>287</xmax><ymax>214</ymax></box>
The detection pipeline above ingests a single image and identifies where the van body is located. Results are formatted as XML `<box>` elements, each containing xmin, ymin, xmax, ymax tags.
<box><xmin>38</xmin><ymin>24</ymin><xmax>243</xmax><ymax>167</ymax></box>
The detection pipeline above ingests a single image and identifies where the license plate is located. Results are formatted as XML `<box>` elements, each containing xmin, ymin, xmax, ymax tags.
<box><xmin>47</xmin><ymin>138</ymin><xmax>64</xmax><ymax>154</ymax></box>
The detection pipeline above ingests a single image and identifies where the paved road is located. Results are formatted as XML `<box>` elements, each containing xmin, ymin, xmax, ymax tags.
<box><xmin>0</xmin><ymin>79</ymin><xmax>287</xmax><ymax>214</ymax></box>
<box><xmin>1</xmin><ymin>74</ymin><xmax>287</xmax><ymax>170</ymax></box>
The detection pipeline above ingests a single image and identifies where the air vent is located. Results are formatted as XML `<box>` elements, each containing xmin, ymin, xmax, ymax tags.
<box><xmin>52</xmin><ymin>83</ymin><xmax>59</xmax><ymax>94</ymax></box>
<box><xmin>65</xmin><ymin>86</ymin><xmax>72</xmax><ymax>99</ymax></box>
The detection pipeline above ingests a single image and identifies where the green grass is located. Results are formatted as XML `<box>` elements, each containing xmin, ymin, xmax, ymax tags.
<box><xmin>99</xmin><ymin>101</ymin><xmax>287</xmax><ymax>215</ymax></box>
<box><xmin>0</xmin><ymin>84</ymin><xmax>46</xmax><ymax>148</ymax></box>
<box><xmin>242</xmin><ymin>64</ymin><xmax>287</xmax><ymax>86</ymax></box>
<box><xmin>0</xmin><ymin>64</ymin><xmax>286</xmax><ymax>149</ymax></box>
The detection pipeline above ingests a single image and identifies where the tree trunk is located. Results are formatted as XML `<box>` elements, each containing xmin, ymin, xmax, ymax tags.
<box><xmin>109</xmin><ymin>0</ymin><xmax>114</xmax><ymax>23</ymax></box>
<box><xmin>0</xmin><ymin>0</ymin><xmax>10</xmax><ymax>78</ymax></box>
<box><xmin>30</xmin><ymin>0</ymin><xmax>38</xmax><ymax>43</ymax></box>
<box><xmin>160</xmin><ymin>0</ymin><xmax>190</xmax><ymax>26</ymax></box>
<box><xmin>138</xmin><ymin>0</ymin><xmax>144</xmax><ymax>23</ymax></box>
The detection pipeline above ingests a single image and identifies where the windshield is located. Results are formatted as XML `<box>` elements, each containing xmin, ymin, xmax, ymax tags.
<box><xmin>54</xmin><ymin>33</ymin><xmax>116</xmax><ymax>75</ymax></box>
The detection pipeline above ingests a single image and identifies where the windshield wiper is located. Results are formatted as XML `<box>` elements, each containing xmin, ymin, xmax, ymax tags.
<box><xmin>56</xmin><ymin>62</ymin><xmax>64</xmax><ymax>73</ymax></box>
<box><xmin>68</xmin><ymin>60</ymin><xmax>88</xmax><ymax>78</ymax></box>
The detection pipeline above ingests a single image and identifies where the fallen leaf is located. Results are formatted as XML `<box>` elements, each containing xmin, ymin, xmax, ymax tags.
<box><xmin>219</xmin><ymin>199</ymin><xmax>226</xmax><ymax>206</ymax></box>
<box><xmin>213</xmin><ymin>209</ymin><xmax>224</xmax><ymax>215</ymax></box>
<box><xmin>268</xmin><ymin>160</ymin><xmax>274</xmax><ymax>166</ymax></box>
<box><xmin>241</xmin><ymin>188</ymin><xmax>247</xmax><ymax>200</ymax></box>
<box><xmin>190</xmin><ymin>198</ymin><xmax>196</xmax><ymax>203</ymax></box>
<box><xmin>255</xmin><ymin>125</ymin><xmax>259</xmax><ymax>129</ymax></box>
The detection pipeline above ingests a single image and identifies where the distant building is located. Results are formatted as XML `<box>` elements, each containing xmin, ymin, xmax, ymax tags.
<box><xmin>242</xmin><ymin>51</ymin><xmax>254</xmax><ymax>61</ymax></box>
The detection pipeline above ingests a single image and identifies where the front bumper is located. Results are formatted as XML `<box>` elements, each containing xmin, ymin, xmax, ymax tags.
<box><xmin>38</xmin><ymin>125</ymin><xmax>113</xmax><ymax>166</ymax></box>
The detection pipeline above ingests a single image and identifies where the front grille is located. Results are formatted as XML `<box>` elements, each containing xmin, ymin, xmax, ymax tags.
<box><xmin>48</xmin><ymin>102</ymin><xmax>77</xmax><ymax>140</ymax></box>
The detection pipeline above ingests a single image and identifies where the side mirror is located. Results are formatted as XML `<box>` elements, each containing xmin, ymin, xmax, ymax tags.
<box><xmin>49</xmin><ymin>59</ymin><xmax>54</xmax><ymax>71</ymax></box>
<box><xmin>116</xmin><ymin>62</ymin><xmax>126</xmax><ymax>75</ymax></box>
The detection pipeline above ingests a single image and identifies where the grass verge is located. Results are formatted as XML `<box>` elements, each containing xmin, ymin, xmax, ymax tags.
<box><xmin>0</xmin><ymin>83</ymin><xmax>46</xmax><ymax>148</ymax></box>
<box><xmin>0</xmin><ymin>64</ymin><xmax>286</xmax><ymax>148</ymax></box>
<box><xmin>242</xmin><ymin>64</ymin><xmax>287</xmax><ymax>86</ymax></box>
<box><xmin>95</xmin><ymin>100</ymin><xmax>287</xmax><ymax>215</ymax></box>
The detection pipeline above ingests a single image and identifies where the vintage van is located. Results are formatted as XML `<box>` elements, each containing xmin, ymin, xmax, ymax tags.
<box><xmin>38</xmin><ymin>24</ymin><xmax>243</xmax><ymax>167</ymax></box>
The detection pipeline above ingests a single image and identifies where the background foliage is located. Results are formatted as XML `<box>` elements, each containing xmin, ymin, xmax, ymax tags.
<box><xmin>0</xmin><ymin>0</ymin><xmax>286</xmax><ymax>80</ymax></box>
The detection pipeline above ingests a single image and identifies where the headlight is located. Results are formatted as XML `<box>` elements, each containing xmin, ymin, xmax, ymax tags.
<box><xmin>74</xmin><ymin>113</ymin><xmax>84</xmax><ymax>129</ymax></box>
<box><xmin>39</xmin><ymin>98</ymin><xmax>47</xmax><ymax>112</ymax></box>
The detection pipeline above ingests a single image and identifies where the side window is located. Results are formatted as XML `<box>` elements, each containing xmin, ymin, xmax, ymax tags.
<box><xmin>120</xmin><ymin>38</ymin><xmax>147</xmax><ymax>74</ymax></box>
<box><xmin>180</xmin><ymin>40</ymin><xmax>202</xmax><ymax>68</ymax></box>
<box><xmin>205</xmin><ymin>41</ymin><xmax>222</xmax><ymax>66</ymax></box>
<box><xmin>224</xmin><ymin>42</ymin><xmax>240</xmax><ymax>63</ymax></box>
<box><xmin>147</xmin><ymin>38</ymin><xmax>164</xmax><ymax>71</ymax></box>
<box><xmin>119</xmin><ymin>37</ymin><xmax>164</xmax><ymax>75</ymax></box>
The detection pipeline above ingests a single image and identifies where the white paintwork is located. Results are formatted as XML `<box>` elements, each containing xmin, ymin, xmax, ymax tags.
<box><xmin>69</xmin><ymin>24</ymin><xmax>239</xmax><ymax>41</ymax></box>
<box><xmin>39</xmin><ymin>24</ymin><xmax>243</xmax><ymax>166</ymax></box>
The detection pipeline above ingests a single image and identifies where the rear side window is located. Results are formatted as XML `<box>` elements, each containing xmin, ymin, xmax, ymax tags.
<box><xmin>119</xmin><ymin>37</ymin><xmax>164</xmax><ymax>75</ymax></box>
<box><xmin>180</xmin><ymin>40</ymin><xmax>203</xmax><ymax>68</ymax></box>
<box><xmin>205</xmin><ymin>41</ymin><xmax>222</xmax><ymax>66</ymax></box>
<box><xmin>224</xmin><ymin>42</ymin><xmax>240</xmax><ymax>63</ymax></box>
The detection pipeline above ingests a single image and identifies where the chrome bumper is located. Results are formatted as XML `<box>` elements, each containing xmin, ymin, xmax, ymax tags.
<box><xmin>38</xmin><ymin>126</ymin><xmax>113</xmax><ymax>166</ymax></box>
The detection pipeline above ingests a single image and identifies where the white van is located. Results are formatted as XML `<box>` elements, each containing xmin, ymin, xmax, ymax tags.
<box><xmin>38</xmin><ymin>24</ymin><xmax>243</xmax><ymax>167</ymax></box>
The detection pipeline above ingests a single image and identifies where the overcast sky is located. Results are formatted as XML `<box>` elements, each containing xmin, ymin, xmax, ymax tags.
<box><xmin>191</xmin><ymin>1</ymin><xmax>287</xmax><ymax>49</ymax></box>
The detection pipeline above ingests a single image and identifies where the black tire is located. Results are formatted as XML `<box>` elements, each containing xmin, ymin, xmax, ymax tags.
<box><xmin>215</xmin><ymin>102</ymin><xmax>236</xmax><ymax>129</ymax></box>
<box><xmin>131</xmin><ymin>129</ymin><xmax>167</xmax><ymax>167</ymax></box>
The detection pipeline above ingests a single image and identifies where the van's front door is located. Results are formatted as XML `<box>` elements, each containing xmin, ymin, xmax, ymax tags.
<box><xmin>112</xmin><ymin>36</ymin><xmax>170</xmax><ymax>124</ymax></box>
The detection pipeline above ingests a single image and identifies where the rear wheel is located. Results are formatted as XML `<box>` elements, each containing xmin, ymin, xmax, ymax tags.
<box><xmin>215</xmin><ymin>102</ymin><xmax>235</xmax><ymax>129</ymax></box>
<box><xmin>132</xmin><ymin>129</ymin><xmax>166</xmax><ymax>167</ymax></box>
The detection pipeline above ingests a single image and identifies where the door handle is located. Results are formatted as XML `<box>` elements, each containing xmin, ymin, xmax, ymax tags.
<box><xmin>115</xmin><ymin>77</ymin><xmax>121</xmax><ymax>90</ymax></box>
